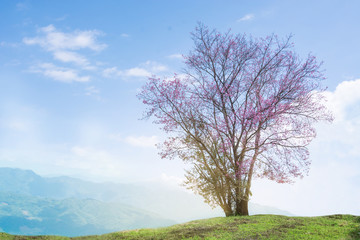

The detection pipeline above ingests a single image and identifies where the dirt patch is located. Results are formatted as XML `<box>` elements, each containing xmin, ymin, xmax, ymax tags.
<box><xmin>258</xmin><ymin>221</ymin><xmax>305</xmax><ymax>239</ymax></box>
<box><xmin>167</xmin><ymin>225</ymin><xmax>218</xmax><ymax>239</ymax></box>
<box><xmin>326</xmin><ymin>214</ymin><xmax>346</xmax><ymax>220</ymax></box>
<box><xmin>231</xmin><ymin>218</ymin><xmax>258</xmax><ymax>224</ymax></box>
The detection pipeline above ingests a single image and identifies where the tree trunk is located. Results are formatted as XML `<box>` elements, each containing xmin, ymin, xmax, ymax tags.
<box><xmin>223</xmin><ymin>204</ymin><xmax>234</xmax><ymax>217</ymax></box>
<box><xmin>235</xmin><ymin>199</ymin><xmax>249</xmax><ymax>216</ymax></box>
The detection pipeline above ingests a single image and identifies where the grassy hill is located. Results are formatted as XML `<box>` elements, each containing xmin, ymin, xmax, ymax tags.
<box><xmin>1</xmin><ymin>214</ymin><xmax>359</xmax><ymax>239</ymax></box>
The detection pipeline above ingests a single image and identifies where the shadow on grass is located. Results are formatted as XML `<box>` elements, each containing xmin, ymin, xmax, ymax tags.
<box><xmin>349</xmin><ymin>216</ymin><xmax>360</xmax><ymax>239</ymax></box>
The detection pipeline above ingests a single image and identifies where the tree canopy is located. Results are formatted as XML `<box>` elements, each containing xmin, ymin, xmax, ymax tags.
<box><xmin>138</xmin><ymin>24</ymin><xmax>332</xmax><ymax>216</ymax></box>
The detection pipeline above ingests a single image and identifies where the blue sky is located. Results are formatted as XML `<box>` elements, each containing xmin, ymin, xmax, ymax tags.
<box><xmin>1</xmin><ymin>0</ymin><xmax>360</xmax><ymax>216</ymax></box>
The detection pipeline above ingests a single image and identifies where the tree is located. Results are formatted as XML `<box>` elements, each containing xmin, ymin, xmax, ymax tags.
<box><xmin>138</xmin><ymin>24</ymin><xmax>332</xmax><ymax>216</ymax></box>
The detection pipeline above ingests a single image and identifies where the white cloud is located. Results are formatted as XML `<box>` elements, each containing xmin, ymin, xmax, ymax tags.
<box><xmin>142</xmin><ymin>61</ymin><xmax>168</xmax><ymax>72</ymax></box>
<box><xmin>121</xmin><ymin>33</ymin><xmax>130</xmax><ymax>38</ymax></box>
<box><xmin>237</xmin><ymin>14</ymin><xmax>255</xmax><ymax>22</ymax></box>
<box><xmin>33</xmin><ymin>63</ymin><xmax>90</xmax><ymax>83</ymax></box>
<box><xmin>322</xmin><ymin>79</ymin><xmax>360</xmax><ymax>121</ymax></box>
<box><xmin>313</xmin><ymin>79</ymin><xmax>360</xmax><ymax>160</ymax></box>
<box><xmin>23</xmin><ymin>24</ymin><xmax>106</xmax><ymax>51</ymax></box>
<box><xmin>125</xmin><ymin>67</ymin><xmax>152</xmax><ymax>77</ymax></box>
<box><xmin>167</xmin><ymin>54</ymin><xmax>183</xmax><ymax>60</ymax></box>
<box><xmin>44</xmin><ymin>69</ymin><xmax>89</xmax><ymax>82</ymax></box>
<box><xmin>125</xmin><ymin>135</ymin><xmax>159</xmax><ymax>148</ymax></box>
<box><xmin>103</xmin><ymin>61</ymin><xmax>168</xmax><ymax>79</ymax></box>
<box><xmin>53</xmin><ymin>50</ymin><xmax>89</xmax><ymax>67</ymax></box>
<box><xmin>23</xmin><ymin>25</ymin><xmax>105</xmax><ymax>77</ymax></box>
<box><xmin>102</xmin><ymin>67</ymin><xmax>119</xmax><ymax>78</ymax></box>
<box><xmin>109</xmin><ymin>134</ymin><xmax>160</xmax><ymax>148</ymax></box>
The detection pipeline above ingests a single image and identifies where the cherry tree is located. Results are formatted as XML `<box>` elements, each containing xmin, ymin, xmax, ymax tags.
<box><xmin>138</xmin><ymin>24</ymin><xmax>332</xmax><ymax>216</ymax></box>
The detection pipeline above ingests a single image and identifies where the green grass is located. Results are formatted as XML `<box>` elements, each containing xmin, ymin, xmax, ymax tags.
<box><xmin>1</xmin><ymin>214</ymin><xmax>360</xmax><ymax>239</ymax></box>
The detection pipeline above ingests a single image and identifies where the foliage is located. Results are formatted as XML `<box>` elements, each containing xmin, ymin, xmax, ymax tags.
<box><xmin>138</xmin><ymin>24</ymin><xmax>333</xmax><ymax>216</ymax></box>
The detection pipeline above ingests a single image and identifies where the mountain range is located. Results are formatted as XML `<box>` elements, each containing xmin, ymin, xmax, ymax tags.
<box><xmin>0</xmin><ymin>167</ymin><xmax>293</xmax><ymax>236</ymax></box>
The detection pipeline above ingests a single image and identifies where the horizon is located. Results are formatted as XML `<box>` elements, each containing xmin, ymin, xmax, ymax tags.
<box><xmin>0</xmin><ymin>0</ymin><xmax>359</xmax><ymax>217</ymax></box>
<box><xmin>0</xmin><ymin>166</ymin><xmax>295</xmax><ymax>218</ymax></box>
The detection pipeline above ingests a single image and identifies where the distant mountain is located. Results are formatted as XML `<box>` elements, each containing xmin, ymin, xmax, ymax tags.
<box><xmin>0</xmin><ymin>192</ymin><xmax>175</xmax><ymax>237</ymax></box>
<box><xmin>0</xmin><ymin>167</ymin><xmax>293</xmax><ymax>236</ymax></box>
<box><xmin>0</xmin><ymin>168</ymin><xmax>293</xmax><ymax>219</ymax></box>
<box><xmin>0</xmin><ymin>167</ymin><xmax>224</xmax><ymax>222</ymax></box>
<box><xmin>0</xmin><ymin>167</ymin><xmax>137</xmax><ymax>200</ymax></box>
